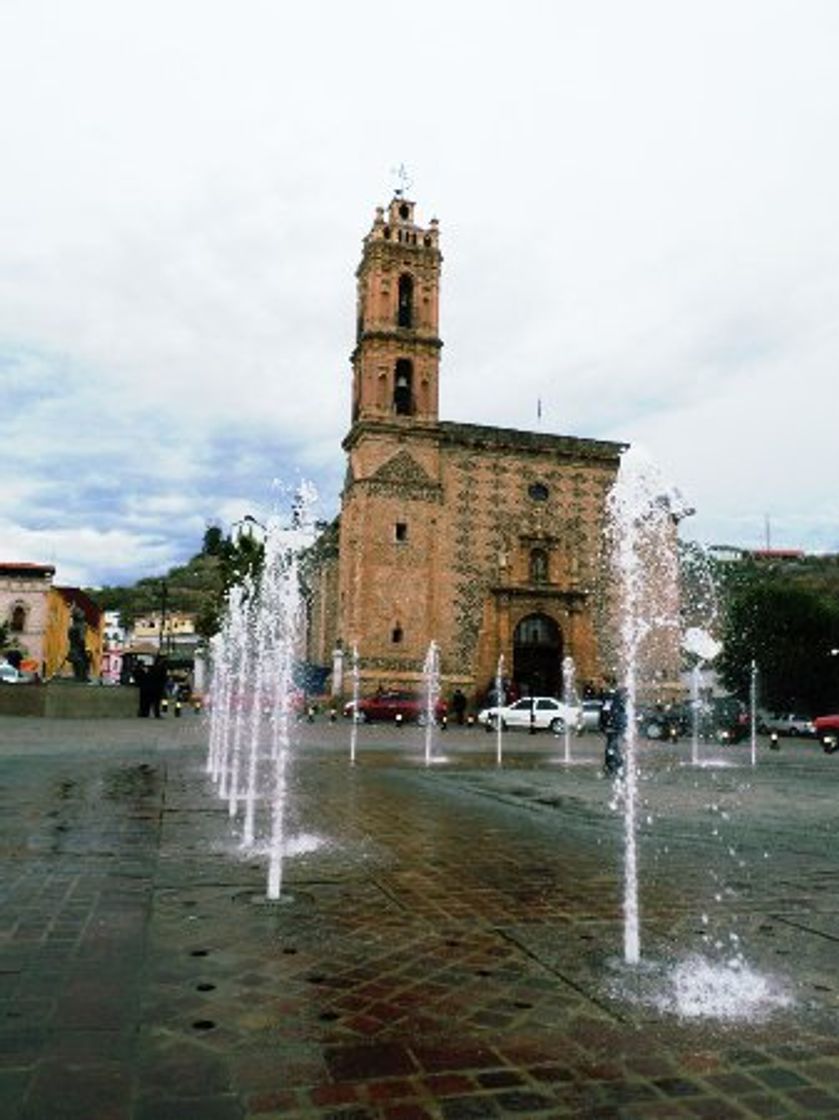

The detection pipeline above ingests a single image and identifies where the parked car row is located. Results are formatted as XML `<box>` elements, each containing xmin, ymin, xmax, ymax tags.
<box><xmin>336</xmin><ymin>687</ymin><xmax>839</xmax><ymax>756</ymax></box>
<box><xmin>341</xmin><ymin>691</ymin><xmax>593</xmax><ymax>733</ymax></box>
<box><xmin>757</xmin><ymin>712</ymin><xmax>816</xmax><ymax>737</ymax></box>
<box><xmin>343</xmin><ymin>691</ymin><xmax>448</xmax><ymax>725</ymax></box>
<box><xmin>633</xmin><ymin>698</ymin><xmax>751</xmax><ymax>744</ymax></box>
<box><xmin>476</xmin><ymin>696</ymin><xmax>583</xmax><ymax>734</ymax></box>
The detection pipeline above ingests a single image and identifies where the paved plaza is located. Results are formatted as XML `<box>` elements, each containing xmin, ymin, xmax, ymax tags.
<box><xmin>2</xmin><ymin>715</ymin><xmax>839</xmax><ymax>1119</ymax></box>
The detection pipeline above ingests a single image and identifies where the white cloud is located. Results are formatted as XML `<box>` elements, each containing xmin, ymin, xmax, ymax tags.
<box><xmin>1</xmin><ymin>0</ymin><xmax>838</xmax><ymax>581</ymax></box>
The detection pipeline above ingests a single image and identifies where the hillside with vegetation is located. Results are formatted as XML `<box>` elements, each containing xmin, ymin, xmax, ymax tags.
<box><xmin>85</xmin><ymin>526</ymin><xmax>265</xmax><ymax>640</ymax></box>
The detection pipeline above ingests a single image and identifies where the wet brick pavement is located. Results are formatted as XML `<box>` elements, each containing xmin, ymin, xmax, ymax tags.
<box><xmin>2</xmin><ymin>716</ymin><xmax>839</xmax><ymax>1118</ymax></box>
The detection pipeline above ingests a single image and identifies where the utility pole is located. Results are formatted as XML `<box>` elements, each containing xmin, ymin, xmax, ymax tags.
<box><xmin>159</xmin><ymin>581</ymin><xmax>168</xmax><ymax>653</ymax></box>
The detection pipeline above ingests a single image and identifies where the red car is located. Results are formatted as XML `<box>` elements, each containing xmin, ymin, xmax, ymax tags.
<box><xmin>346</xmin><ymin>690</ymin><xmax>448</xmax><ymax>725</ymax></box>
<box><xmin>814</xmin><ymin>714</ymin><xmax>839</xmax><ymax>753</ymax></box>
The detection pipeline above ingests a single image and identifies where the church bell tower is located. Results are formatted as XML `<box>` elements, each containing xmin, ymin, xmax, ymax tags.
<box><xmin>350</xmin><ymin>196</ymin><xmax>443</xmax><ymax>424</ymax></box>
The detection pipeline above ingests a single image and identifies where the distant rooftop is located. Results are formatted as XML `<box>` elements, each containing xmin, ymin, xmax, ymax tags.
<box><xmin>0</xmin><ymin>562</ymin><xmax>56</xmax><ymax>577</ymax></box>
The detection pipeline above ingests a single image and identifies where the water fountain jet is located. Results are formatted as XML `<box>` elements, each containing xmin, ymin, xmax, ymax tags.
<box><xmin>605</xmin><ymin>449</ymin><xmax>685</xmax><ymax>964</ymax></box>
<box><xmin>422</xmin><ymin>640</ymin><xmax>441</xmax><ymax>767</ymax></box>
<box><xmin>561</xmin><ymin>655</ymin><xmax>576</xmax><ymax>764</ymax></box>
<box><xmin>206</xmin><ymin>489</ymin><xmax>313</xmax><ymax>900</ymax></box>
<box><xmin>494</xmin><ymin>653</ymin><xmax>504</xmax><ymax>767</ymax></box>
<box><xmin>349</xmin><ymin>644</ymin><xmax>360</xmax><ymax>766</ymax></box>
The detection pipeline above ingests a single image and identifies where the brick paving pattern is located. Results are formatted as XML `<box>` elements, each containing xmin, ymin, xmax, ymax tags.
<box><xmin>2</xmin><ymin>718</ymin><xmax>839</xmax><ymax>1117</ymax></box>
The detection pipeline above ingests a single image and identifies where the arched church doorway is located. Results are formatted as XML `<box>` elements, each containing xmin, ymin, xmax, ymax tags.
<box><xmin>513</xmin><ymin>613</ymin><xmax>562</xmax><ymax>696</ymax></box>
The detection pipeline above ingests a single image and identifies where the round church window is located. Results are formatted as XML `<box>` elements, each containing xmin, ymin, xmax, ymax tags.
<box><xmin>528</xmin><ymin>482</ymin><xmax>549</xmax><ymax>502</ymax></box>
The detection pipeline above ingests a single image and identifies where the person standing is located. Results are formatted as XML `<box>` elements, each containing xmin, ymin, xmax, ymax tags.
<box><xmin>451</xmin><ymin>688</ymin><xmax>467</xmax><ymax>725</ymax></box>
<box><xmin>147</xmin><ymin>655</ymin><xmax>169</xmax><ymax>719</ymax></box>
<box><xmin>135</xmin><ymin>662</ymin><xmax>151</xmax><ymax>718</ymax></box>
<box><xmin>600</xmin><ymin>686</ymin><xmax>627</xmax><ymax>776</ymax></box>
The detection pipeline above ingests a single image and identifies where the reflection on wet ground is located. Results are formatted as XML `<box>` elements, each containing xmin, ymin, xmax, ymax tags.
<box><xmin>2</xmin><ymin>717</ymin><xmax>839</xmax><ymax>1118</ymax></box>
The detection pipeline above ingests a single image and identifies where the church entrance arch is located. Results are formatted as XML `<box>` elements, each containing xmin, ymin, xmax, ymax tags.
<box><xmin>513</xmin><ymin>613</ymin><xmax>562</xmax><ymax>697</ymax></box>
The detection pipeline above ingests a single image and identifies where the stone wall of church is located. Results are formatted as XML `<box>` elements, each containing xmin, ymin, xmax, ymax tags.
<box><xmin>433</xmin><ymin>428</ymin><xmax>619</xmax><ymax>701</ymax></box>
<box><xmin>303</xmin><ymin>519</ymin><xmax>341</xmax><ymax>674</ymax></box>
<box><xmin>321</xmin><ymin>420</ymin><xmax>622</xmax><ymax>703</ymax></box>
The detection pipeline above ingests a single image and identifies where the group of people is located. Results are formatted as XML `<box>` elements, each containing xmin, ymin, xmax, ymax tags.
<box><xmin>134</xmin><ymin>655</ymin><xmax>169</xmax><ymax>718</ymax></box>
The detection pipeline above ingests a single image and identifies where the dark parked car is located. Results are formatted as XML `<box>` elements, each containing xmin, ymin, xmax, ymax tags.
<box><xmin>636</xmin><ymin>703</ymin><xmax>691</xmax><ymax>741</ymax></box>
<box><xmin>704</xmin><ymin>697</ymin><xmax>750</xmax><ymax>744</ymax></box>
<box><xmin>345</xmin><ymin>690</ymin><xmax>448</xmax><ymax>725</ymax></box>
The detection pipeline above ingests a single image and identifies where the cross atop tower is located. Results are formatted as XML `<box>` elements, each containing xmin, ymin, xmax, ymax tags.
<box><xmin>391</xmin><ymin>162</ymin><xmax>413</xmax><ymax>198</ymax></box>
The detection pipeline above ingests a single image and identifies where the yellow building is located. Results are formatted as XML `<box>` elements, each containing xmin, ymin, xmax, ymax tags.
<box><xmin>129</xmin><ymin>611</ymin><xmax>199</xmax><ymax>660</ymax></box>
<box><xmin>44</xmin><ymin>587</ymin><xmax>104</xmax><ymax>680</ymax></box>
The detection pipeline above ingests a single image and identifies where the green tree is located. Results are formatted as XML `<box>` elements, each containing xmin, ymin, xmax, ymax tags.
<box><xmin>202</xmin><ymin>524</ymin><xmax>225</xmax><ymax>556</ymax></box>
<box><xmin>718</xmin><ymin>577</ymin><xmax>839</xmax><ymax>714</ymax></box>
<box><xmin>194</xmin><ymin>531</ymin><xmax>266</xmax><ymax>639</ymax></box>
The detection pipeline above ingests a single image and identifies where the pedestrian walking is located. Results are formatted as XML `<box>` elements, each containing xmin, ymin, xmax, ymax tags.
<box><xmin>451</xmin><ymin>688</ymin><xmax>467</xmax><ymax>725</ymax></box>
<box><xmin>601</xmin><ymin>685</ymin><xmax>627</xmax><ymax>776</ymax></box>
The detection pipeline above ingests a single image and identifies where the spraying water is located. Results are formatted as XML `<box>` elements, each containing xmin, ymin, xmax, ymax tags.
<box><xmin>349</xmin><ymin>643</ymin><xmax>360</xmax><ymax>765</ymax></box>
<box><xmin>495</xmin><ymin>653</ymin><xmax>505</xmax><ymax>767</ymax></box>
<box><xmin>689</xmin><ymin>663</ymin><xmax>701</xmax><ymax>766</ymax></box>
<box><xmin>561</xmin><ymin>655</ymin><xmax>576</xmax><ymax>763</ymax></box>
<box><xmin>206</xmin><ymin>488</ymin><xmax>314</xmax><ymax>900</ymax></box>
<box><xmin>605</xmin><ymin>449</ymin><xmax>685</xmax><ymax>964</ymax></box>
<box><xmin>749</xmin><ymin>659</ymin><xmax>758</xmax><ymax>767</ymax></box>
<box><xmin>683</xmin><ymin>628</ymin><xmax>722</xmax><ymax>768</ymax></box>
<box><xmin>262</xmin><ymin>522</ymin><xmax>305</xmax><ymax>899</ymax></box>
<box><xmin>423</xmin><ymin>640</ymin><xmax>441</xmax><ymax>766</ymax></box>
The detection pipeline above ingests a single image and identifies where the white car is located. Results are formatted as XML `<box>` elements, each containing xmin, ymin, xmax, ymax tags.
<box><xmin>760</xmin><ymin>712</ymin><xmax>815</xmax><ymax>737</ymax></box>
<box><xmin>0</xmin><ymin>662</ymin><xmax>23</xmax><ymax>684</ymax></box>
<box><xmin>477</xmin><ymin>696</ymin><xmax>583</xmax><ymax>734</ymax></box>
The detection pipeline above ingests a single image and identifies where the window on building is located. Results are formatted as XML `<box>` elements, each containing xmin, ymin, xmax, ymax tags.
<box><xmin>397</xmin><ymin>273</ymin><xmax>413</xmax><ymax>328</ymax></box>
<box><xmin>392</xmin><ymin>624</ymin><xmax>403</xmax><ymax>644</ymax></box>
<box><xmin>530</xmin><ymin>548</ymin><xmax>549</xmax><ymax>584</ymax></box>
<box><xmin>393</xmin><ymin>359</ymin><xmax>413</xmax><ymax>415</ymax></box>
<box><xmin>395</xmin><ymin>522</ymin><xmax>408</xmax><ymax>542</ymax></box>
<box><xmin>10</xmin><ymin>605</ymin><xmax>25</xmax><ymax>632</ymax></box>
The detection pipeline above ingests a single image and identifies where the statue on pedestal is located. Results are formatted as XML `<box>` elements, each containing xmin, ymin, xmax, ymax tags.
<box><xmin>67</xmin><ymin>606</ymin><xmax>89</xmax><ymax>682</ymax></box>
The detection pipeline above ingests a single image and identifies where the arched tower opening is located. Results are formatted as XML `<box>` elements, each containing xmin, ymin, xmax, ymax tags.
<box><xmin>397</xmin><ymin>274</ymin><xmax>413</xmax><ymax>328</ymax></box>
<box><xmin>393</xmin><ymin>359</ymin><xmax>413</xmax><ymax>416</ymax></box>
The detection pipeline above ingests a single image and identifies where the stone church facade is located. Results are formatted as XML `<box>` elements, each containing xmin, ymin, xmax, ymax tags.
<box><xmin>305</xmin><ymin>196</ymin><xmax>626</xmax><ymax>703</ymax></box>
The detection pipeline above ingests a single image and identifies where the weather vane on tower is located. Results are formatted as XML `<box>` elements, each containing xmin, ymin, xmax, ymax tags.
<box><xmin>391</xmin><ymin>163</ymin><xmax>413</xmax><ymax>198</ymax></box>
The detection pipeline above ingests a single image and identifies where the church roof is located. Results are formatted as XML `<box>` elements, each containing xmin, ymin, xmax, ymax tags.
<box><xmin>345</xmin><ymin>418</ymin><xmax>626</xmax><ymax>463</ymax></box>
<box><xmin>0</xmin><ymin>562</ymin><xmax>56</xmax><ymax>578</ymax></box>
<box><xmin>438</xmin><ymin>420</ymin><xmax>627</xmax><ymax>461</ymax></box>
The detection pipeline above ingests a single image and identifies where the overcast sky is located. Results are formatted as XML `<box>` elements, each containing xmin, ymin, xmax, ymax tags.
<box><xmin>2</xmin><ymin>0</ymin><xmax>837</xmax><ymax>586</ymax></box>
